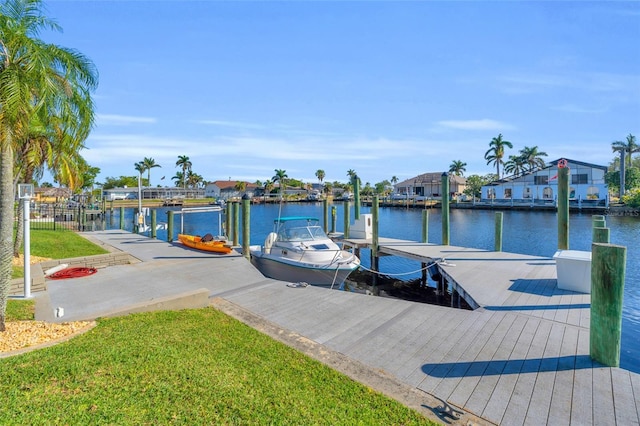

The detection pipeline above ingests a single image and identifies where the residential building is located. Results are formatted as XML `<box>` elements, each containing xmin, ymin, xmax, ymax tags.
<box><xmin>394</xmin><ymin>172</ymin><xmax>467</xmax><ymax>199</ymax></box>
<box><xmin>205</xmin><ymin>180</ymin><xmax>259</xmax><ymax>200</ymax></box>
<box><xmin>481</xmin><ymin>158</ymin><xmax>608</xmax><ymax>206</ymax></box>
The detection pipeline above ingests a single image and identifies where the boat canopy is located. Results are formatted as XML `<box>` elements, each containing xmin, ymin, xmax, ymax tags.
<box><xmin>273</xmin><ymin>216</ymin><xmax>319</xmax><ymax>223</ymax></box>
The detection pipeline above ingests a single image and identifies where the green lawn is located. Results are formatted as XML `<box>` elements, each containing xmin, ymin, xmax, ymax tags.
<box><xmin>5</xmin><ymin>299</ymin><xmax>35</xmax><ymax>321</ymax></box>
<box><xmin>12</xmin><ymin>229</ymin><xmax>109</xmax><ymax>278</ymax></box>
<box><xmin>0</xmin><ymin>308</ymin><xmax>436</xmax><ymax>425</ymax></box>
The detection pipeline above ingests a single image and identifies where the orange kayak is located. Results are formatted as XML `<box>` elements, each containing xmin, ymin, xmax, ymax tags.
<box><xmin>178</xmin><ymin>234</ymin><xmax>233</xmax><ymax>254</ymax></box>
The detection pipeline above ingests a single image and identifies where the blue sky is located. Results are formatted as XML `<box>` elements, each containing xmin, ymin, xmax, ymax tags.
<box><xmin>42</xmin><ymin>1</ymin><xmax>639</xmax><ymax>187</ymax></box>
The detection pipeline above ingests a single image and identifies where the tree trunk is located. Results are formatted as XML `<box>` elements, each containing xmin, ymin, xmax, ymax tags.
<box><xmin>0</xmin><ymin>142</ymin><xmax>16</xmax><ymax>331</ymax></box>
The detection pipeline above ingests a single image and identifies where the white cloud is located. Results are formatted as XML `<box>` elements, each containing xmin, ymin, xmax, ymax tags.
<box><xmin>96</xmin><ymin>114</ymin><xmax>157</xmax><ymax>126</ymax></box>
<box><xmin>194</xmin><ymin>119</ymin><xmax>266</xmax><ymax>130</ymax></box>
<box><xmin>437</xmin><ymin>119</ymin><xmax>514</xmax><ymax>131</ymax></box>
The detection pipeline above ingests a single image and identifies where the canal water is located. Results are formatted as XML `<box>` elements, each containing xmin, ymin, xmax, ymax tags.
<box><xmin>107</xmin><ymin>202</ymin><xmax>640</xmax><ymax>373</ymax></box>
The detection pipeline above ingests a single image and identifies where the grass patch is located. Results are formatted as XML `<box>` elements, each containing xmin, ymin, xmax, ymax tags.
<box><xmin>29</xmin><ymin>229</ymin><xmax>109</xmax><ymax>258</ymax></box>
<box><xmin>11</xmin><ymin>229</ymin><xmax>109</xmax><ymax>278</ymax></box>
<box><xmin>5</xmin><ymin>299</ymin><xmax>35</xmax><ymax>321</ymax></box>
<box><xmin>0</xmin><ymin>309</ymin><xmax>435</xmax><ymax>425</ymax></box>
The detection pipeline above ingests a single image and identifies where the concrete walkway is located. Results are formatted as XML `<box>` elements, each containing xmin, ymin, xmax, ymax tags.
<box><xmin>35</xmin><ymin>230</ymin><xmax>640</xmax><ymax>426</ymax></box>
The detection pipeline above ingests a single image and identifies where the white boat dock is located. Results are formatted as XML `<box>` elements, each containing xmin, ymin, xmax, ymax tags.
<box><xmin>34</xmin><ymin>231</ymin><xmax>640</xmax><ymax>425</ymax></box>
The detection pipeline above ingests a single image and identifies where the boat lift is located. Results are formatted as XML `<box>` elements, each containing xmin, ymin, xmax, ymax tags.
<box><xmin>171</xmin><ymin>206</ymin><xmax>225</xmax><ymax>237</ymax></box>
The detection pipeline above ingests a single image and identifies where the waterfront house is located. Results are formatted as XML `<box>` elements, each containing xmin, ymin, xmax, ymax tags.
<box><xmin>394</xmin><ymin>172</ymin><xmax>467</xmax><ymax>199</ymax></box>
<box><xmin>104</xmin><ymin>186</ymin><xmax>205</xmax><ymax>200</ymax></box>
<box><xmin>205</xmin><ymin>180</ymin><xmax>258</xmax><ymax>200</ymax></box>
<box><xmin>33</xmin><ymin>187</ymin><xmax>72</xmax><ymax>204</ymax></box>
<box><xmin>480</xmin><ymin>158</ymin><xmax>608</xmax><ymax>206</ymax></box>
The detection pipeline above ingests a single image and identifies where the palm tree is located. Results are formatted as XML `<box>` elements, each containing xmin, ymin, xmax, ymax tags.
<box><xmin>234</xmin><ymin>181</ymin><xmax>247</xmax><ymax>196</ymax></box>
<box><xmin>172</xmin><ymin>171</ymin><xmax>184</xmax><ymax>187</ymax></box>
<box><xmin>186</xmin><ymin>171</ymin><xmax>203</xmax><ymax>189</ymax></box>
<box><xmin>175</xmin><ymin>155</ymin><xmax>192</xmax><ymax>189</ymax></box>
<box><xmin>612</xmin><ymin>134</ymin><xmax>638</xmax><ymax>169</ymax></box>
<box><xmin>346</xmin><ymin>169</ymin><xmax>357</xmax><ymax>180</ymax></box>
<box><xmin>263</xmin><ymin>179</ymin><xmax>274</xmax><ymax>202</ymax></box>
<box><xmin>134</xmin><ymin>162</ymin><xmax>145</xmax><ymax>181</ymax></box>
<box><xmin>484</xmin><ymin>134</ymin><xmax>513</xmax><ymax>178</ymax></box>
<box><xmin>141</xmin><ymin>157</ymin><xmax>161</xmax><ymax>187</ymax></box>
<box><xmin>315</xmin><ymin>169</ymin><xmax>325</xmax><ymax>183</ymax></box>
<box><xmin>272</xmin><ymin>169</ymin><xmax>288</xmax><ymax>197</ymax></box>
<box><xmin>519</xmin><ymin>146</ymin><xmax>548</xmax><ymax>171</ymax></box>
<box><xmin>503</xmin><ymin>155</ymin><xmax>527</xmax><ymax>177</ymax></box>
<box><xmin>448</xmin><ymin>160</ymin><xmax>467</xmax><ymax>177</ymax></box>
<box><xmin>1</xmin><ymin>0</ymin><xmax>97</xmax><ymax>331</ymax></box>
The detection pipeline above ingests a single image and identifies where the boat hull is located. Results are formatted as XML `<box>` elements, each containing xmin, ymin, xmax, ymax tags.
<box><xmin>250</xmin><ymin>251</ymin><xmax>358</xmax><ymax>287</ymax></box>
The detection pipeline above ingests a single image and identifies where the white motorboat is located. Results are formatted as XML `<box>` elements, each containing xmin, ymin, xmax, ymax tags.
<box><xmin>250</xmin><ymin>216</ymin><xmax>360</xmax><ymax>287</ymax></box>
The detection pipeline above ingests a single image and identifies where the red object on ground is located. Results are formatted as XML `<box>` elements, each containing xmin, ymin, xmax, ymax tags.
<box><xmin>48</xmin><ymin>267</ymin><xmax>98</xmax><ymax>280</ymax></box>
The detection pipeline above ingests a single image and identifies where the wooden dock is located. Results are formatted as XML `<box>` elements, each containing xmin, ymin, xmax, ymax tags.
<box><xmin>322</xmin><ymin>238</ymin><xmax>637</xmax><ymax>425</ymax></box>
<box><xmin>41</xmin><ymin>231</ymin><xmax>640</xmax><ymax>425</ymax></box>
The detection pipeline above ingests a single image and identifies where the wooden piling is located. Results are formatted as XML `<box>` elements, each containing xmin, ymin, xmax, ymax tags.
<box><xmin>371</xmin><ymin>195</ymin><xmax>379</xmax><ymax>287</ymax></box>
<box><xmin>242</xmin><ymin>195</ymin><xmax>250</xmax><ymax>259</ymax></box>
<box><xmin>233</xmin><ymin>201</ymin><xmax>239</xmax><ymax>247</ymax></box>
<box><xmin>331</xmin><ymin>206</ymin><xmax>337</xmax><ymax>234</ymax></box>
<box><xmin>133</xmin><ymin>207</ymin><xmax>139</xmax><ymax>234</ymax></box>
<box><xmin>495</xmin><ymin>212</ymin><xmax>503</xmax><ymax>252</ymax></box>
<box><xmin>225</xmin><ymin>202</ymin><xmax>232</xmax><ymax>240</ymax></box>
<box><xmin>593</xmin><ymin>227</ymin><xmax>610</xmax><ymax>244</ymax></box>
<box><xmin>323</xmin><ymin>199</ymin><xmax>329</xmax><ymax>233</ymax></box>
<box><xmin>166</xmin><ymin>210</ymin><xmax>174</xmax><ymax>242</ymax></box>
<box><xmin>343</xmin><ymin>201</ymin><xmax>350</xmax><ymax>239</ymax></box>
<box><xmin>557</xmin><ymin>165</ymin><xmax>569</xmax><ymax>250</ymax></box>
<box><xmin>590</xmin><ymin>243</ymin><xmax>627</xmax><ymax>367</ymax></box>
<box><xmin>151</xmin><ymin>210</ymin><xmax>157</xmax><ymax>239</ymax></box>
<box><xmin>119</xmin><ymin>206</ymin><xmax>125</xmax><ymax>230</ymax></box>
<box><xmin>422</xmin><ymin>210</ymin><xmax>428</xmax><ymax>244</ymax></box>
<box><xmin>353</xmin><ymin>175</ymin><xmax>360</xmax><ymax>220</ymax></box>
<box><xmin>441</xmin><ymin>172</ymin><xmax>450</xmax><ymax>245</ymax></box>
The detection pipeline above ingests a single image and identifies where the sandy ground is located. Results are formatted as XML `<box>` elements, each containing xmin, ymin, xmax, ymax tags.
<box><xmin>1</xmin><ymin>321</ymin><xmax>94</xmax><ymax>354</ymax></box>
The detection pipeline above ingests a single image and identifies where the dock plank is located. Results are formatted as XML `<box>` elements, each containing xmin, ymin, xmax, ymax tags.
<box><xmin>612</xmin><ymin>368</ymin><xmax>640</xmax><ymax>426</ymax></box>
<box><xmin>570</xmin><ymin>330</ymin><xmax>594</xmax><ymax>426</ymax></box>
<box><xmin>481</xmin><ymin>316</ymin><xmax>540</xmax><ymax>424</ymax></box>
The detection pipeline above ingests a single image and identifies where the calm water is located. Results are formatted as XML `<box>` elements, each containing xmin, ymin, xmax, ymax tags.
<box><xmin>108</xmin><ymin>203</ymin><xmax>640</xmax><ymax>372</ymax></box>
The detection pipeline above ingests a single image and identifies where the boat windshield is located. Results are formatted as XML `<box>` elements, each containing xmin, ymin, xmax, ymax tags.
<box><xmin>277</xmin><ymin>225</ymin><xmax>328</xmax><ymax>242</ymax></box>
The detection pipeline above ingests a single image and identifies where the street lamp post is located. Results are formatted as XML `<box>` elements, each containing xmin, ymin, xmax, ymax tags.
<box><xmin>18</xmin><ymin>184</ymin><xmax>34</xmax><ymax>298</ymax></box>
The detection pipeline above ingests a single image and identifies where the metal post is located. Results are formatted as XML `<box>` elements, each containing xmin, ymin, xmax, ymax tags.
<box><xmin>495</xmin><ymin>212</ymin><xmax>503</xmax><ymax>252</ymax></box>
<box><xmin>620</xmin><ymin>150</ymin><xmax>626</xmax><ymax>200</ymax></box>
<box><xmin>242</xmin><ymin>195</ymin><xmax>250</xmax><ymax>259</ymax></box>
<box><xmin>590</xmin><ymin>243</ymin><xmax>627</xmax><ymax>367</ymax></box>
<box><xmin>441</xmin><ymin>172</ymin><xmax>450</xmax><ymax>245</ymax></box>
<box><xmin>23</xmin><ymin>197</ymin><xmax>31</xmax><ymax>298</ymax></box>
